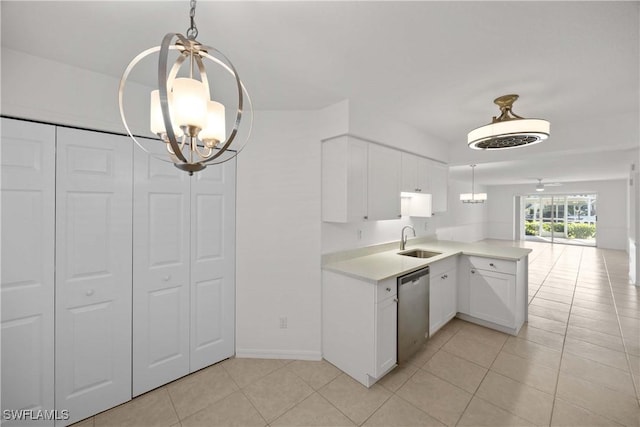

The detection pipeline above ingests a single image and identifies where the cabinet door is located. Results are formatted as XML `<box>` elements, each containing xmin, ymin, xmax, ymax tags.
<box><xmin>430</xmin><ymin>268</ymin><xmax>458</xmax><ymax>335</ymax></box>
<box><xmin>133</xmin><ymin>141</ymin><xmax>190</xmax><ymax>396</ymax></box>
<box><xmin>374</xmin><ymin>296</ymin><xmax>397</xmax><ymax>377</ymax></box>
<box><xmin>417</xmin><ymin>157</ymin><xmax>431</xmax><ymax>194</ymax></box>
<box><xmin>1</xmin><ymin>119</ymin><xmax>55</xmax><ymax>420</ymax></box>
<box><xmin>368</xmin><ymin>144</ymin><xmax>401</xmax><ymax>221</ymax></box>
<box><xmin>430</xmin><ymin>162</ymin><xmax>448</xmax><ymax>213</ymax></box>
<box><xmin>321</xmin><ymin>137</ymin><xmax>367</xmax><ymax>222</ymax></box>
<box><xmin>442</xmin><ymin>269</ymin><xmax>457</xmax><ymax>323</ymax></box>
<box><xmin>348</xmin><ymin>139</ymin><xmax>368</xmax><ymax>222</ymax></box>
<box><xmin>469</xmin><ymin>269</ymin><xmax>516</xmax><ymax>327</ymax></box>
<box><xmin>190</xmin><ymin>160</ymin><xmax>236</xmax><ymax>371</ymax></box>
<box><xmin>429</xmin><ymin>275</ymin><xmax>445</xmax><ymax>336</ymax></box>
<box><xmin>55</xmin><ymin>128</ymin><xmax>133</xmax><ymax>424</ymax></box>
<box><xmin>400</xmin><ymin>152</ymin><xmax>418</xmax><ymax>192</ymax></box>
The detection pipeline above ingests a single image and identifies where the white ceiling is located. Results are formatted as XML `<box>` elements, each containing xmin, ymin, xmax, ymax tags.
<box><xmin>2</xmin><ymin>1</ymin><xmax>639</xmax><ymax>186</ymax></box>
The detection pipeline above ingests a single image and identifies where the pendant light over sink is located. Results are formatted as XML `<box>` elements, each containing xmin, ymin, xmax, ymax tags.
<box><xmin>467</xmin><ymin>94</ymin><xmax>550</xmax><ymax>150</ymax></box>
<box><xmin>460</xmin><ymin>164</ymin><xmax>487</xmax><ymax>204</ymax></box>
<box><xmin>118</xmin><ymin>0</ymin><xmax>253</xmax><ymax>174</ymax></box>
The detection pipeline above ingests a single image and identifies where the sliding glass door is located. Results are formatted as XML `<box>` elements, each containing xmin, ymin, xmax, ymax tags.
<box><xmin>523</xmin><ymin>194</ymin><xmax>597</xmax><ymax>246</ymax></box>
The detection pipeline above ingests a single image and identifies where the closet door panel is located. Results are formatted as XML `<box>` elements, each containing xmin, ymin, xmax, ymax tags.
<box><xmin>1</xmin><ymin>118</ymin><xmax>55</xmax><ymax>423</ymax></box>
<box><xmin>55</xmin><ymin>128</ymin><xmax>132</xmax><ymax>425</ymax></box>
<box><xmin>133</xmin><ymin>143</ymin><xmax>190</xmax><ymax>396</ymax></box>
<box><xmin>190</xmin><ymin>160</ymin><xmax>236</xmax><ymax>370</ymax></box>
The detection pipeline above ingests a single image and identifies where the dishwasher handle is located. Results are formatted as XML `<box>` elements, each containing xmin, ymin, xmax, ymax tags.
<box><xmin>399</xmin><ymin>267</ymin><xmax>429</xmax><ymax>285</ymax></box>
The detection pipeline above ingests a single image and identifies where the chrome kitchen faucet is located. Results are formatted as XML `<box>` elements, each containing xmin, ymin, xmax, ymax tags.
<box><xmin>400</xmin><ymin>225</ymin><xmax>416</xmax><ymax>250</ymax></box>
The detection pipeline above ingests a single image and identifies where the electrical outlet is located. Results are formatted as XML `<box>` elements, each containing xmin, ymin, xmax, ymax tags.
<box><xmin>279</xmin><ymin>317</ymin><xmax>288</xmax><ymax>329</ymax></box>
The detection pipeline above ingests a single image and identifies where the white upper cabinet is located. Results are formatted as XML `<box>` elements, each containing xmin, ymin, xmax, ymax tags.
<box><xmin>401</xmin><ymin>152</ymin><xmax>448</xmax><ymax>214</ymax></box>
<box><xmin>322</xmin><ymin>137</ymin><xmax>400</xmax><ymax>222</ymax></box>
<box><xmin>430</xmin><ymin>162</ymin><xmax>449</xmax><ymax>213</ymax></box>
<box><xmin>367</xmin><ymin>143</ymin><xmax>401</xmax><ymax>221</ymax></box>
<box><xmin>322</xmin><ymin>136</ymin><xmax>367</xmax><ymax>222</ymax></box>
<box><xmin>401</xmin><ymin>152</ymin><xmax>430</xmax><ymax>193</ymax></box>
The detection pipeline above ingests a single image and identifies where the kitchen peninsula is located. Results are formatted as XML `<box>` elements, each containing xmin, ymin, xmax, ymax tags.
<box><xmin>322</xmin><ymin>238</ymin><xmax>531</xmax><ymax>387</ymax></box>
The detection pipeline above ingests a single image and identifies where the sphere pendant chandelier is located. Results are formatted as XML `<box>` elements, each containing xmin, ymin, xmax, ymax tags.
<box><xmin>118</xmin><ymin>0</ymin><xmax>253</xmax><ymax>174</ymax></box>
<box><xmin>467</xmin><ymin>94</ymin><xmax>549</xmax><ymax>150</ymax></box>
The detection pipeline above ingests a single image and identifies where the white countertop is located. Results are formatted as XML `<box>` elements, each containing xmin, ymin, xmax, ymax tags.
<box><xmin>322</xmin><ymin>239</ymin><xmax>532</xmax><ymax>283</ymax></box>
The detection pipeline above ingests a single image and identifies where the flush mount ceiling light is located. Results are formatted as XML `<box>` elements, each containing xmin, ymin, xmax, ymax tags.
<box><xmin>467</xmin><ymin>94</ymin><xmax>550</xmax><ymax>150</ymax></box>
<box><xmin>118</xmin><ymin>0</ymin><xmax>252</xmax><ymax>175</ymax></box>
<box><xmin>536</xmin><ymin>179</ymin><xmax>545</xmax><ymax>192</ymax></box>
<box><xmin>460</xmin><ymin>164</ymin><xmax>487</xmax><ymax>204</ymax></box>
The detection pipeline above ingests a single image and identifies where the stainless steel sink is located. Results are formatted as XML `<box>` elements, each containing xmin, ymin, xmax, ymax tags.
<box><xmin>398</xmin><ymin>249</ymin><xmax>442</xmax><ymax>259</ymax></box>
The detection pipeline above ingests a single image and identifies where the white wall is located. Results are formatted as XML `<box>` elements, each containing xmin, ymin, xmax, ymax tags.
<box><xmin>1</xmin><ymin>48</ymin><xmax>150</xmax><ymax>135</ymax></box>
<box><xmin>433</xmin><ymin>179</ymin><xmax>489</xmax><ymax>243</ymax></box>
<box><xmin>235</xmin><ymin>110</ymin><xmax>323</xmax><ymax>360</ymax></box>
<box><xmin>487</xmin><ymin>179</ymin><xmax>628</xmax><ymax>250</ymax></box>
<box><xmin>347</xmin><ymin>101</ymin><xmax>449</xmax><ymax>162</ymax></box>
<box><xmin>629</xmin><ymin>162</ymin><xmax>640</xmax><ymax>285</ymax></box>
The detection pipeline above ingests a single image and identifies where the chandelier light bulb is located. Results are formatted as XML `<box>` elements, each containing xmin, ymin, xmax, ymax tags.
<box><xmin>149</xmin><ymin>90</ymin><xmax>183</xmax><ymax>138</ymax></box>
<box><xmin>171</xmin><ymin>77</ymin><xmax>208</xmax><ymax>135</ymax></box>
<box><xmin>200</xmin><ymin>100</ymin><xmax>226</xmax><ymax>147</ymax></box>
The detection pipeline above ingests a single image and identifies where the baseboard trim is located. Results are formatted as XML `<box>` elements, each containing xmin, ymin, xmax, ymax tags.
<box><xmin>235</xmin><ymin>348</ymin><xmax>322</xmax><ymax>361</ymax></box>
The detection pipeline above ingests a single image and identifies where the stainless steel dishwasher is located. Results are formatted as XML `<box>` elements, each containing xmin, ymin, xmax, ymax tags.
<box><xmin>397</xmin><ymin>266</ymin><xmax>430</xmax><ymax>364</ymax></box>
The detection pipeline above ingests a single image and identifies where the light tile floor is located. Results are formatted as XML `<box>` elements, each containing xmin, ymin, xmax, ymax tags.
<box><xmin>75</xmin><ymin>241</ymin><xmax>640</xmax><ymax>426</ymax></box>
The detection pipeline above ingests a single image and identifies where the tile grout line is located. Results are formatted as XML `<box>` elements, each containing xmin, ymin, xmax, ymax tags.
<box><xmin>601</xmin><ymin>252</ymin><xmax>640</xmax><ymax>407</ymax></box>
<box><xmin>547</xmin><ymin>245</ymin><xmax>583</xmax><ymax>427</ymax></box>
<box><xmin>220</xmin><ymin>361</ymin><xmax>271</xmax><ymax>426</ymax></box>
<box><xmin>452</xmin><ymin>334</ymin><xmax>510</xmax><ymax>427</ymax></box>
<box><xmin>383</xmin><ymin>323</ymin><xmax>466</xmax><ymax>427</ymax></box>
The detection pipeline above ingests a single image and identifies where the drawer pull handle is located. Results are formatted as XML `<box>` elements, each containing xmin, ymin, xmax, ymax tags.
<box><xmin>489</xmin><ymin>263</ymin><xmax>496</xmax><ymax>268</ymax></box>
<box><xmin>442</xmin><ymin>274</ymin><xmax>448</xmax><ymax>279</ymax></box>
<box><xmin>386</xmin><ymin>287</ymin><xmax>391</xmax><ymax>292</ymax></box>
<box><xmin>471</xmin><ymin>269</ymin><xmax>476</xmax><ymax>274</ymax></box>
<box><xmin>393</xmin><ymin>298</ymin><xmax>399</xmax><ymax>303</ymax></box>
<box><xmin>86</xmin><ymin>289</ymin><xmax>94</xmax><ymax>296</ymax></box>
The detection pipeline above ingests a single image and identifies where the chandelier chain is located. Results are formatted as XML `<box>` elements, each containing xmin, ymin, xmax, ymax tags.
<box><xmin>186</xmin><ymin>0</ymin><xmax>198</xmax><ymax>40</ymax></box>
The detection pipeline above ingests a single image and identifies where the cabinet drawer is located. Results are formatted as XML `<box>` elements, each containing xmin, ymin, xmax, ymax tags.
<box><xmin>429</xmin><ymin>255</ymin><xmax>457</xmax><ymax>277</ymax></box>
<box><xmin>376</xmin><ymin>278</ymin><xmax>397</xmax><ymax>302</ymax></box>
<box><xmin>468</xmin><ymin>256</ymin><xmax>516</xmax><ymax>275</ymax></box>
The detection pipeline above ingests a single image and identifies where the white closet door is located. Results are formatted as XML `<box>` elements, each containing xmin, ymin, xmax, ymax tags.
<box><xmin>190</xmin><ymin>160</ymin><xmax>236</xmax><ymax>371</ymax></box>
<box><xmin>55</xmin><ymin>128</ymin><xmax>132</xmax><ymax>425</ymax></box>
<box><xmin>1</xmin><ymin>119</ymin><xmax>55</xmax><ymax>423</ymax></box>
<box><xmin>133</xmin><ymin>142</ymin><xmax>190</xmax><ymax>396</ymax></box>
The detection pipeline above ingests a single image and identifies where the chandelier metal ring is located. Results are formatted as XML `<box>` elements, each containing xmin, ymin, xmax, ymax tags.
<box><xmin>118</xmin><ymin>34</ymin><xmax>253</xmax><ymax>171</ymax></box>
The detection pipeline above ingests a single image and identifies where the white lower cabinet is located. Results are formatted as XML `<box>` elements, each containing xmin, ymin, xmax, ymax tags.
<box><xmin>459</xmin><ymin>255</ymin><xmax>527</xmax><ymax>334</ymax></box>
<box><xmin>469</xmin><ymin>269</ymin><xmax>516</xmax><ymax>326</ymax></box>
<box><xmin>322</xmin><ymin>271</ymin><xmax>397</xmax><ymax>387</ymax></box>
<box><xmin>429</xmin><ymin>256</ymin><xmax>458</xmax><ymax>336</ymax></box>
<box><xmin>55</xmin><ymin>127</ymin><xmax>133</xmax><ymax>425</ymax></box>
<box><xmin>375</xmin><ymin>293</ymin><xmax>398</xmax><ymax>377</ymax></box>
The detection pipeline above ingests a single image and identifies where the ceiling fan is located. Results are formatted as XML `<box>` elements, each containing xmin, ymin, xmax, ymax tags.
<box><xmin>534</xmin><ymin>178</ymin><xmax>562</xmax><ymax>192</ymax></box>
